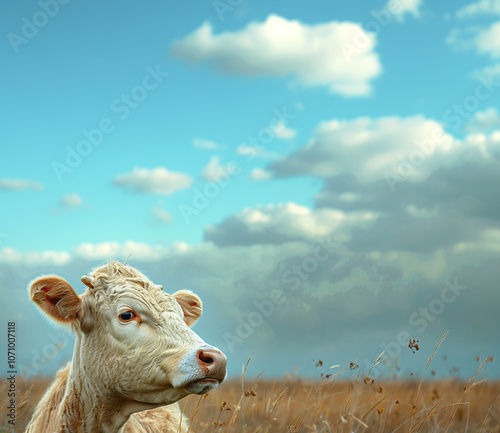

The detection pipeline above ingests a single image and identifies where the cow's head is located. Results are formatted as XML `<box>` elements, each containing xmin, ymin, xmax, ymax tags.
<box><xmin>28</xmin><ymin>261</ymin><xmax>227</xmax><ymax>405</ymax></box>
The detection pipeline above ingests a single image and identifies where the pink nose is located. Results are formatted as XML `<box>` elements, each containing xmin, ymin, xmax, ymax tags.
<box><xmin>196</xmin><ymin>348</ymin><xmax>227</xmax><ymax>382</ymax></box>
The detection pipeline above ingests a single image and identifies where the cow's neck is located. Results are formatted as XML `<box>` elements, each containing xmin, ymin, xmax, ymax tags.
<box><xmin>60</xmin><ymin>338</ymin><xmax>158</xmax><ymax>433</ymax></box>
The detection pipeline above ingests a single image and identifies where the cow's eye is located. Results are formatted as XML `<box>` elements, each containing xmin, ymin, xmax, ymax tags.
<box><xmin>119</xmin><ymin>310</ymin><xmax>136</xmax><ymax>322</ymax></box>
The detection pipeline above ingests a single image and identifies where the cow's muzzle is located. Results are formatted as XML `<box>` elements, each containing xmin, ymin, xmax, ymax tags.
<box><xmin>174</xmin><ymin>345</ymin><xmax>227</xmax><ymax>394</ymax></box>
<box><xmin>196</xmin><ymin>347</ymin><xmax>227</xmax><ymax>383</ymax></box>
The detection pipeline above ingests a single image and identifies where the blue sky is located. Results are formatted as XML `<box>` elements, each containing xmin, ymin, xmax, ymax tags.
<box><xmin>2</xmin><ymin>0</ymin><xmax>500</xmax><ymax>380</ymax></box>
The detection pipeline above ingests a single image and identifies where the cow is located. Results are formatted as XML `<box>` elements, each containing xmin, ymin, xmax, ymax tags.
<box><xmin>25</xmin><ymin>260</ymin><xmax>227</xmax><ymax>433</ymax></box>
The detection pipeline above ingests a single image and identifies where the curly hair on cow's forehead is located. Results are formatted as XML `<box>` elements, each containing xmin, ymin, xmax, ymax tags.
<box><xmin>83</xmin><ymin>260</ymin><xmax>163</xmax><ymax>292</ymax></box>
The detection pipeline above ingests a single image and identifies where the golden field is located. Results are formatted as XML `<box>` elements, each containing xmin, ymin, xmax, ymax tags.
<box><xmin>1</xmin><ymin>361</ymin><xmax>499</xmax><ymax>433</ymax></box>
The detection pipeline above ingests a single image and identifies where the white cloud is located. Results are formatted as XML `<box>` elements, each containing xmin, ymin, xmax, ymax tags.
<box><xmin>465</xmin><ymin>107</ymin><xmax>500</xmax><ymax>132</ymax></box>
<box><xmin>151</xmin><ymin>206</ymin><xmax>173</xmax><ymax>225</ymax></box>
<box><xmin>236</xmin><ymin>144</ymin><xmax>277</xmax><ymax>159</ymax></box>
<box><xmin>338</xmin><ymin>193</ymin><xmax>361</xmax><ymax>203</ymax></box>
<box><xmin>386</xmin><ymin>0</ymin><xmax>423</xmax><ymax>22</ymax></box>
<box><xmin>272</xmin><ymin>121</ymin><xmax>297</xmax><ymax>139</ymax></box>
<box><xmin>0</xmin><ymin>241</ymin><xmax>193</xmax><ymax>265</ymax></box>
<box><xmin>456</xmin><ymin>0</ymin><xmax>500</xmax><ymax>19</ymax></box>
<box><xmin>447</xmin><ymin>21</ymin><xmax>500</xmax><ymax>58</ymax></box>
<box><xmin>73</xmin><ymin>241</ymin><xmax>188</xmax><ymax>262</ymax></box>
<box><xmin>113</xmin><ymin>167</ymin><xmax>192</xmax><ymax>195</ymax></box>
<box><xmin>0</xmin><ymin>247</ymin><xmax>71</xmax><ymax>266</ymax></box>
<box><xmin>446</xmin><ymin>27</ymin><xmax>482</xmax><ymax>53</ymax></box>
<box><xmin>475</xmin><ymin>21</ymin><xmax>500</xmax><ymax>57</ymax></box>
<box><xmin>475</xmin><ymin>62</ymin><xmax>500</xmax><ymax>81</ymax></box>
<box><xmin>462</xmin><ymin>129</ymin><xmax>500</xmax><ymax>160</ymax></box>
<box><xmin>61</xmin><ymin>193</ymin><xmax>83</xmax><ymax>209</ymax></box>
<box><xmin>193</xmin><ymin>138</ymin><xmax>225</xmax><ymax>150</ymax></box>
<box><xmin>250</xmin><ymin>168</ymin><xmax>272</xmax><ymax>181</ymax></box>
<box><xmin>205</xmin><ymin>202</ymin><xmax>378</xmax><ymax>246</ymax></box>
<box><xmin>0</xmin><ymin>178</ymin><xmax>43</xmax><ymax>191</ymax></box>
<box><xmin>236</xmin><ymin>145</ymin><xmax>258</xmax><ymax>157</ymax></box>
<box><xmin>270</xmin><ymin>115</ymin><xmax>455</xmax><ymax>184</ymax></box>
<box><xmin>243</xmin><ymin>203</ymin><xmax>377</xmax><ymax>238</ymax></box>
<box><xmin>405</xmin><ymin>204</ymin><xmax>438</xmax><ymax>219</ymax></box>
<box><xmin>453</xmin><ymin>229</ymin><xmax>500</xmax><ymax>253</ymax></box>
<box><xmin>202</xmin><ymin>156</ymin><xmax>227</xmax><ymax>182</ymax></box>
<box><xmin>171</xmin><ymin>14</ymin><xmax>381</xmax><ymax>97</ymax></box>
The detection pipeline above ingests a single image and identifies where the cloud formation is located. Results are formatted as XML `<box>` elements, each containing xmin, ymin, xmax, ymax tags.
<box><xmin>113</xmin><ymin>167</ymin><xmax>192</xmax><ymax>195</ymax></box>
<box><xmin>151</xmin><ymin>206</ymin><xmax>173</xmax><ymax>225</ymax></box>
<box><xmin>270</xmin><ymin>115</ymin><xmax>455</xmax><ymax>184</ymax></box>
<box><xmin>250</xmin><ymin>168</ymin><xmax>272</xmax><ymax>181</ymax></box>
<box><xmin>73</xmin><ymin>241</ymin><xmax>188</xmax><ymax>261</ymax></box>
<box><xmin>0</xmin><ymin>247</ymin><xmax>71</xmax><ymax>266</ymax></box>
<box><xmin>193</xmin><ymin>138</ymin><xmax>225</xmax><ymax>150</ymax></box>
<box><xmin>386</xmin><ymin>0</ymin><xmax>423</xmax><ymax>22</ymax></box>
<box><xmin>61</xmin><ymin>193</ymin><xmax>83</xmax><ymax>210</ymax></box>
<box><xmin>447</xmin><ymin>9</ymin><xmax>500</xmax><ymax>59</ymax></box>
<box><xmin>204</xmin><ymin>202</ymin><xmax>377</xmax><ymax>247</ymax></box>
<box><xmin>465</xmin><ymin>107</ymin><xmax>500</xmax><ymax>133</ymax></box>
<box><xmin>456</xmin><ymin>0</ymin><xmax>500</xmax><ymax>19</ymax></box>
<box><xmin>273</xmin><ymin>121</ymin><xmax>297</xmax><ymax>139</ymax></box>
<box><xmin>202</xmin><ymin>156</ymin><xmax>228</xmax><ymax>182</ymax></box>
<box><xmin>171</xmin><ymin>14</ymin><xmax>381</xmax><ymax>96</ymax></box>
<box><xmin>0</xmin><ymin>178</ymin><xmax>43</xmax><ymax>191</ymax></box>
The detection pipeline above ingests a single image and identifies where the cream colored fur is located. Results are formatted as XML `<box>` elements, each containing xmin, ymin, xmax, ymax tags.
<box><xmin>26</xmin><ymin>364</ymin><xmax>188</xmax><ymax>433</ymax></box>
<box><xmin>25</xmin><ymin>261</ymin><xmax>215</xmax><ymax>433</ymax></box>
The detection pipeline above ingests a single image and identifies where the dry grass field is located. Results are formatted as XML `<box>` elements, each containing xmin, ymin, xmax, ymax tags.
<box><xmin>1</xmin><ymin>357</ymin><xmax>499</xmax><ymax>433</ymax></box>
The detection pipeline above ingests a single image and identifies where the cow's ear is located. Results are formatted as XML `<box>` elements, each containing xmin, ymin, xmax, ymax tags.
<box><xmin>173</xmin><ymin>290</ymin><xmax>202</xmax><ymax>327</ymax></box>
<box><xmin>29</xmin><ymin>276</ymin><xmax>82</xmax><ymax>325</ymax></box>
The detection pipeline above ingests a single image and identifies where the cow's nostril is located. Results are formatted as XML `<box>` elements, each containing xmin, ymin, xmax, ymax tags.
<box><xmin>195</xmin><ymin>348</ymin><xmax>227</xmax><ymax>382</ymax></box>
<box><xmin>197</xmin><ymin>350</ymin><xmax>214</xmax><ymax>365</ymax></box>
<box><xmin>196</xmin><ymin>346</ymin><xmax>227</xmax><ymax>383</ymax></box>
